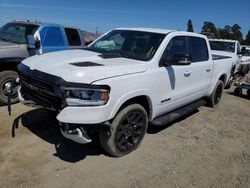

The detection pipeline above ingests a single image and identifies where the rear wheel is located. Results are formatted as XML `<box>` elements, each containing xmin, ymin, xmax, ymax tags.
<box><xmin>234</xmin><ymin>88</ymin><xmax>242</xmax><ymax>96</ymax></box>
<box><xmin>0</xmin><ymin>71</ymin><xmax>19</xmax><ymax>105</ymax></box>
<box><xmin>247</xmin><ymin>89</ymin><xmax>250</xmax><ymax>98</ymax></box>
<box><xmin>99</xmin><ymin>104</ymin><xmax>148</xmax><ymax>157</ymax></box>
<box><xmin>208</xmin><ymin>80</ymin><xmax>224</xmax><ymax>107</ymax></box>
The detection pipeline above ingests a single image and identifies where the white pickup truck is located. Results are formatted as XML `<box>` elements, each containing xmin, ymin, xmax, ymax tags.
<box><xmin>17</xmin><ymin>28</ymin><xmax>232</xmax><ymax>156</ymax></box>
<box><xmin>209</xmin><ymin>39</ymin><xmax>242</xmax><ymax>89</ymax></box>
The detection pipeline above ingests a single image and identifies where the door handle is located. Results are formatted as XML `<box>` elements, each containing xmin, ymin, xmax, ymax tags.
<box><xmin>206</xmin><ymin>66</ymin><xmax>212</xmax><ymax>72</ymax></box>
<box><xmin>184</xmin><ymin>70</ymin><xmax>191</xmax><ymax>77</ymax></box>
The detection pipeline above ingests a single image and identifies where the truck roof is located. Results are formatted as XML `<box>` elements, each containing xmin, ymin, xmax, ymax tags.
<box><xmin>114</xmin><ymin>27</ymin><xmax>207</xmax><ymax>38</ymax></box>
<box><xmin>209</xmin><ymin>38</ymin><xmax>240</xmax><ymax>43</ymax></box>
<box><xmin>9</xmin><ymin>20</ymin><xmax>80</xmax><ymax>30</ymax></box>
<box><xmin>10</xmin><ymin>19</ymin><xmax>41</xmax><ymax>26</ymax></box>
<box><xmin>115</xmin><ymin>27</ymin><xmax>175</xmax><ymax>34</ymax></box>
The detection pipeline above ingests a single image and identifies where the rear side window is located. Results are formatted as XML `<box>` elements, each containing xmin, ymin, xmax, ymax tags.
<box><xmin>163</xmin><ymin>36</ymin><xmax>188</xmax><ymax>63</ymax></box>
<box><xmin>40</xmin><ymin>27</ymin><xmax>65</xmax><ymax>47</ymax></box>
<box><xmin>65</xmin><ymin>28</ymin><xmax>81</xmax><ymax>46</ymax></box>
<box><xmin>189</xmin><ymin>37</ymin><xmax>208</xmax><ymax>62</ymax></box>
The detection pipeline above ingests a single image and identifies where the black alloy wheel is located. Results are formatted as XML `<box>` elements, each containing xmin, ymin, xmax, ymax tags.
<box><xmin>214</xmin><ymin>83</ymin><xmax>223</xmax><ymax>105</ymax></box>
<box><xmin>99</xmin><ymin>104</ymin><xmax>148</xmax><ymax>157</ymax></box>
<box><xmin>116</xmin><ymin>111</ymin><xmax>147</xmax><ymax>152</ymax></box>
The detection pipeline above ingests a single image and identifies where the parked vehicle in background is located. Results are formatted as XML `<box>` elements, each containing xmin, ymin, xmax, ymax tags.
<box><xmin>209</xmin><ymin>39</ymin><xmax>242</xmax><ymax>89</ymax></box>
<box><xmin>0</xmin><ymin>20</ymin><xmax>85</xmax><ymax>105</ymax></box>
<box><xmin>241</xmin><ymin>46</ymin><xmax>250</xmax><ymax>63</ymax></box>
<box><xmin>17</xmin><ymin>28</ymin><xmax>232</xmax><ymax>157</ymax></box>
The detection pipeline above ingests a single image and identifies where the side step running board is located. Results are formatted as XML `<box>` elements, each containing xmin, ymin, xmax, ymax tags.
<box><xmin>151</xmin><ymin>99</ymin><xmax>207</xmax><ymax>126</ymax></box>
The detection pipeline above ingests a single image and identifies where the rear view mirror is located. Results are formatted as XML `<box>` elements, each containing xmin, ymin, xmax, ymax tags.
<box><xmin>27</xmin><ymin>35</ymin><xmax>40</xmax><ymax>49</ymax></box>
<box><xmin>241</xmin><ymin>47</ymin><xmax>246</xmax><ymax>52</ymax></box>
<box><xmin>239</xmin><ymin>47</ymin><xmax>246</xmax><ymax>55</ymax></box>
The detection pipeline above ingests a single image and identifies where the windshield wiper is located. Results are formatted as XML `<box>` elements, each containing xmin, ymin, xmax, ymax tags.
<box><xmin>98</xmin><ymin>52</ymin><xmax>122</xmax><ymax>59</ymax></box>
<box><xmin>0</xmin><ymin>37</ymin><xmax>10</xmax><ymax>42</ymax></box>
<box><xmin>120</xmin><ymin>51</ymin><xmax>148</xmax><ymax>61</ymax></box>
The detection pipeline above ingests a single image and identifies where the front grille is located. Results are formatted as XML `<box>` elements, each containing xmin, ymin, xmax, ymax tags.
<box><xmin>18</xmin><ymin>65</ymin><xmax>64</xmax><ymax>109</ymax></box>
<box><xmin>19</xmin><ymin>71</ymin><xmax>53</xmax><ymax>92</ymax></box>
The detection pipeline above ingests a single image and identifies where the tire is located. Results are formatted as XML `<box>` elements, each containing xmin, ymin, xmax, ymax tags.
<box><xmin>99</xmin><ymin>104</ymin><xmax>148</xmax><ymax>157</ymax></box>
<box><xmin>208</xmin><ymin>80</ymin><xmax>224</xmax><ymax>107</ymax></box>
<box><xmin>224</xmin><ymin>78</ymin><xmax>233</xmax><ymax>89</ymax></box>
<box><xmin>234</xmin><ymin>88</ymin><xmax>242</xmax><ymax>96</ymax></box>
<box><xmin>0</xmin><ymin>71</ymin><xmax>19</xmax><ymax>105</ymax></box>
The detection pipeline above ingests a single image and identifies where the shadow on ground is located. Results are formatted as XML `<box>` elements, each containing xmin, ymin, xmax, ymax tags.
<box><xmin>11</xmin><ymin>107</ymin><xmax>200</xmax><ymax>161</ymax></box>
<box><xmin>12</xmin><ymin>108</ymin><xmax>104</xmax><ymax>163</ymax></box>
<box><xmin>226</xmin><ymin>91</ymin><xmax>250</xmax><ymax>100</ymax></box>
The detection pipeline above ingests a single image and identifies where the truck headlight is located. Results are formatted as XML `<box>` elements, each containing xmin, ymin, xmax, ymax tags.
<box><xmin>63</xmin><ymin>87</ymin><xmax>109</xmax><ymax>106</ymax></box>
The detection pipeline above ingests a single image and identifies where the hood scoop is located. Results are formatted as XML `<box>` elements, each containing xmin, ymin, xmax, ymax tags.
<box><xmin>70</xmin><ymin>61</ymin><xmax>104</xmax><ymax>67</ymax></box>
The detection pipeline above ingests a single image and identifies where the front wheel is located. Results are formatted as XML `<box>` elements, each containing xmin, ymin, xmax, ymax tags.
<box><xmin>99</xmin><ymin>104</ymin><xmax>148</xmax><ymax>157</ymax></box>
<box><xmin>208</xmin><ymin>80</ymin><xmax>224</xmax><ymax>107</ymax></box>
<box><xmin>0</xmin><ymin>71</ymin><xmax>19</xmax><ymax>105</ymax></box>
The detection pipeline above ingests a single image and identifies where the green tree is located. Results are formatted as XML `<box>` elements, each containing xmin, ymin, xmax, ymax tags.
<box><xmin>201</xmin><ymin>21</ymin><xmax>218</xmax><ymax>38</ymax></box>
<box><xmin>187</xmin><ymin>19</ymin><xmax>194</xmax><ymax>32</ymax></box>
<box><xmin>218</xmin><ymin>25</ymin><xmax>231</xmax><ymax>39</ymax></box>
<box><xmin>244</xmin><ymin>30</ymin><xmax>250</xmax><ymax>45</ymax></box>
<box><xmin>231</xmin><ymin>24</ymin><xmax>243</xmax><ymax>43</ymax></box>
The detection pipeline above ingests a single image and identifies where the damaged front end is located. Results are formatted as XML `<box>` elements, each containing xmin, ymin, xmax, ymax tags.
<box><xmin>17</xmin><ymin>64</ymin><xmax>111</xmax><ymax>144</ymax></box>
<box><xmin>59</xmin><ymin>122</ymin><xmax>92</xmax><ymax>144</ymax></box>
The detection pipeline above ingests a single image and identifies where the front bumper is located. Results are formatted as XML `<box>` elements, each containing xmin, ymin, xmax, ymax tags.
<box><xmin>18</xmin><ymin>87</ymin><xmax>112</xmax><ymax>124</ymax></box>
<box><xmin>57</xmin><ymin>105</ymin><xmax>112</xmax><ymax>124</ymax></box>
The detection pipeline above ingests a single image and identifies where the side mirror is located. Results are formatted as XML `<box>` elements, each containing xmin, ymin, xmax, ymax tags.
<box><xmin>26</xmin><ymin>35</ymin><xmax>40</xmax><ymax>49</ymax></box>
<box><xmin>161</xmin><ymin>54</ymin><xmax>192</xmax><ymax>66</ymax></box>
<box><xmin>239</xmin><ymin>47</ymin><xmax>246</xmax><ymax>55</ymax></box>
<box><xmin>241</xmin><ymin>47</ymin><xmax>246</xmax><ymax>52</ymax></box>
<box><xmin>171</xmin><ymin>54</ymin><xmax>192</xmax><ymax>65</ymax></box>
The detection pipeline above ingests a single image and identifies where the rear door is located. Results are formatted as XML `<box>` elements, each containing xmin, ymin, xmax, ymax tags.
<box><xmin>187</xmin><ymin>36</ymin><xmax>212</xmax><ymax>97</ymax></box>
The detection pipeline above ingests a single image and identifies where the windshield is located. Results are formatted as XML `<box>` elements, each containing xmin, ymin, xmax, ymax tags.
<box><xmin>0</xmin><ymin>23</ymin><xmax>38</xmax><ymax>44</ymax></box>
<box><xmin>209</xmin><ymin>41</ymin><xmax>235</xmax><ymax>53</ymax></box>
<box><xmin>88</xmin><ymin>30</ymin><xmax>166</xmax><ymax>61</ymax></box>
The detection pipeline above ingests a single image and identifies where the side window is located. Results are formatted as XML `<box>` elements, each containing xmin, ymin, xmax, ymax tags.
<box><xmin>40</xmin><ymin>27</ymin><xmax>65</xmax><ymax>47</ymax></box>
<box><xmin>65</xmin><ymin>28</ymin><xmax>81</xmax><ymax>46</ymax></box>
<box><xmin>163</xmin><ymin>36</ymin><xmax>188</xmax><ymax>64</ymax></box>
<box><xmin>189</xmin><ymin>37</ymin><xmax>208</xmax><ymax>62</ymax></box>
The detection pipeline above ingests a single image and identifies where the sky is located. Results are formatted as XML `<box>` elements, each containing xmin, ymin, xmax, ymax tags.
<box><xmin>0</xmin><ymin>0</ymin><xmax>249</xmax><ymax>37</ymax></box>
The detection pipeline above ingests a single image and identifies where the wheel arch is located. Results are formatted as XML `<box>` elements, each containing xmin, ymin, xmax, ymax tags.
<box><xmin>218</xmin><ymin>74</ymin><xmax>227</xmax><ymax>85</ymax></box>
<box><xmin>109</xmin><ymin>94</ymin><xmax>153</xmax><ymax>121</ymax></box>
<box><xmin>0</xmin><ymin>61</ymin><xmax>20</xmax><ymax>72</ymax></box>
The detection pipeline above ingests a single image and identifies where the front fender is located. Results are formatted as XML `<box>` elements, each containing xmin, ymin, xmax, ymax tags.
<box><xmin>109</xmin><ymin>89</ymin><xmax>153</xmax><ymax>120</ymax></box>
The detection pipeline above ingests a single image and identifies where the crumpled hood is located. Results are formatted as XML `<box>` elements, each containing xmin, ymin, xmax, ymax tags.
<box><xmin>0</xmin><ymin>41</ymin><xmax>21</xmax><ymax>49</ymax></box>
<box><xmin>22</xmin><ymin>49</ymin><xmax>147</xmax><ymax>84</ymax></box>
